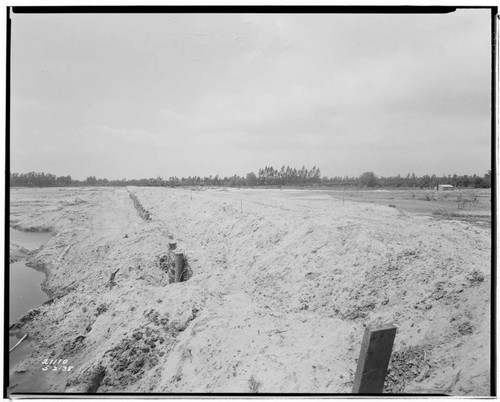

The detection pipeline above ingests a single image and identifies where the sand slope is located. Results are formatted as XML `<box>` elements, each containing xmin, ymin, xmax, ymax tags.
<box><xmin>8</xmin><ymin>187</ymin><xmax>491</xmax><ymax>395</ymax></box>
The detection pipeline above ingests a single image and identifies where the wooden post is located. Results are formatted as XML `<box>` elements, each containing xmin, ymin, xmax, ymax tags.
<box><xmin>352</xmin><ymin>324</ymin><xmax>397</xmax><ymax>394</ymax></box>
<box><xmin>174</xmin><ymin>253</ymin><xmax>184</xmax><ymax>283</ymax></box>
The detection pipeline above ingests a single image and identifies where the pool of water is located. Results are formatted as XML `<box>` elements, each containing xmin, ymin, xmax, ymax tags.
<box><xmin>9</xmin><ymin>261</ymin><xmax>48</xmax><ymax>324</ymax></box>
<box><xmin>9</xmin><ymin>228</ymin><xmax>52</xmax><ymax>393</ymax></box>
<box><xmin>10</xmin><ymin>227</ymin><xmax>51</xmax><ymax>251</ymax></box>
<box><xmin>9</xmin><ymin>228</ymin><xmax>51</xmax><ymax>326</ymax></box>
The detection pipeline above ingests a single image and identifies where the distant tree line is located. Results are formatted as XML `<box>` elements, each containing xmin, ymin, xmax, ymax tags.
<box><xmin>9</xmin><ymin>168</ymin><xmax>491</xmax><ymax>189</ymax></box>
<box><xmin>333</xmin><ymin>171</ymin><xmax>492</xmax><ymax>189</ymax></box>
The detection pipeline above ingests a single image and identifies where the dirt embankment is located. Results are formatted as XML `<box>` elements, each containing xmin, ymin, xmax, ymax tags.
<box><xmin>9</xmin><ymin>187</ymin><xmax>491</xmax><ymax>395</ymax></box>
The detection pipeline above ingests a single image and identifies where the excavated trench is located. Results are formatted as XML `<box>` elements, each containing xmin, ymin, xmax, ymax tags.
<box><xmin>128</xmin><ymin>191</ymin><xmax>152</xmax><ymax>221</ymax></box>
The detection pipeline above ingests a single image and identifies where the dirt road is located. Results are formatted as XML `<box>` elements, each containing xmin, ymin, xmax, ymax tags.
<box><xmin>8</xmin><ymin>187</ymin><xmax>491</xmax><ymax>394</ymax></box>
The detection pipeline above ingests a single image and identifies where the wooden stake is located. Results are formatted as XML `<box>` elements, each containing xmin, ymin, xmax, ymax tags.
<box><xmin>9</xmin><ymin>333</ymin><xmax>28</xmax><ymax>353</ymax></box>
<box><xmin>174</xmin><ymin>252</ymin><xmax>184</xmax><ymax>283</ymax></box>
<box><xmin>352</xmin><ymin>324</ymin><xmax>397</xmax><ymax>394</ymax></box>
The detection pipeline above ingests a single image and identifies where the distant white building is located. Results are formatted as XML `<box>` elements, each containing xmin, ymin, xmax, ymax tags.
<box><xmin>435</xmin><ymin>184</ymin><xmax>454</xmax><ymax>191</ymax></box>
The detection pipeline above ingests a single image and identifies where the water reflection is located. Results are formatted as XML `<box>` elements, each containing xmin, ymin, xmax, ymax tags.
<box><xmin>9</xmin><ymin>228</ymin><xmax>51</xmax><ymax>393</ymax></box>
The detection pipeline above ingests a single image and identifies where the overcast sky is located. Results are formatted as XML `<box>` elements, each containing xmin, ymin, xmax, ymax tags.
<box><xmin>10</xmin><ymin>9</ymin><xmax>492</xmax><ymax>180</ymax></box>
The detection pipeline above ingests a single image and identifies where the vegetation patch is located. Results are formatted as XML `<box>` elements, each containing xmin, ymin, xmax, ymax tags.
<box><xmin>385</xmin><ymin>346</ymin><xmax>428</xmax><ymax>393</ymax></box>
<box><xmin>248</xmin><ymin>376</ymin><xmax>262</xmax><ymax>393</ymax></box>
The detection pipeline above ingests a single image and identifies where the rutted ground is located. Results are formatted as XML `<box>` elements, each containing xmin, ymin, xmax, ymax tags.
<box><xmin>8</xmin><ymin>187</ymin><xmax>491</xmax><ymax>395</ymax></box>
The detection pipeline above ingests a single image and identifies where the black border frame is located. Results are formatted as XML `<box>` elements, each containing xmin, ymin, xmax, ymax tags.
<box><xmin>4</xmin><ymin>4</ymin><xmax>497</xmax><ymax>398</ymax></box>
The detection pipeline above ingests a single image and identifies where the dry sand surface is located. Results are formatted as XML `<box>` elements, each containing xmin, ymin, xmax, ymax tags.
<box><xmin>8</xmin><ymin>186</ymin><xmax>491</xmax><ymax>395</ymax></box>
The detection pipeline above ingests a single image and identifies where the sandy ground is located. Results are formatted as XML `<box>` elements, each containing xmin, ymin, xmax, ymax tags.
<box><xmin>8</xmin><ymin>186</ymin><xmax>491</xmax><ymax>395</ymax></box>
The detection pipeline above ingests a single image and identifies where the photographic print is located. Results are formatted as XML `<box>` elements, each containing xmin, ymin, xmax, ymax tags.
<box><xmin>6</xmin><ymin>5</ymin><xmax>494</xmax><ymax>396</ymax></box>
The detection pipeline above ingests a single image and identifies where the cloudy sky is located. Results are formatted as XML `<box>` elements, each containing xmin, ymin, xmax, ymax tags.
<box><xmin>10</xmin><ymin>8</ymin><xmax>491</xmax><ymax>180</ymax></box>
